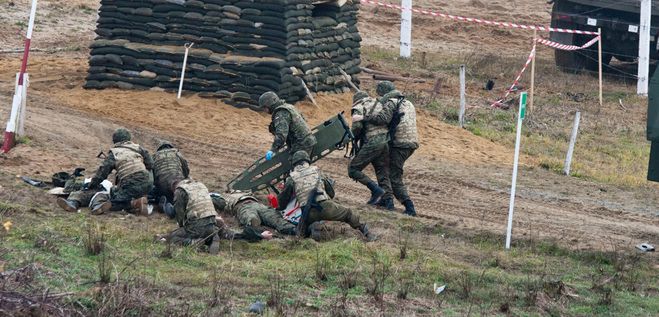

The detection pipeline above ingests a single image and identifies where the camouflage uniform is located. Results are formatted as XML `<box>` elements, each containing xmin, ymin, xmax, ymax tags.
<box><xmin>269</xmin><ymin>102</ymin><xmax>317</xmax><ymax>158</ymax></box>
<box><xmin>152</xmin><ymin>141</ymin><xmax>190</xmax><ymax>201</ymax></box>
<box><xmin>367</xmin><ymin>86</ymin><xmax>419</xmax><ymax>216</ymax></box>
<box><xmin>212</xmin><ymin>192</ymin><xmax>296</xmax><ymax>235</ymax></box>
<box><xmin>349</xmin><ymin>93</ymin><xmax>393</xmax><ymax>202</ymax></box>
<box><xmin>168</xmin><ymin>180</ymin><xmax>262</xmax><ymax>248</ymax></box>
<box><xmin>277</xmin><ymin>160</ymin><xmax>368</xmax><ymax>238</ymax></box>
<box><xmin>66</xmin><ymin>140</ymin><xmax>154</xmax><ymax>212</ymax></box>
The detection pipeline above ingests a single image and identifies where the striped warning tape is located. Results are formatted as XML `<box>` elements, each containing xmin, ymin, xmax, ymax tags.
<box><xmin>362</xmin><ymin>0</ymin><xmax>600</xmax><ymax>35</ymax></box>
<box><xmin>492</xmin><ymin>43</ymin><xmax>536</xmax><ymax>108</ymax></box>
<box><xmin>536</xmin><ymin>35</ymin><xmax>600</xmax><ymax>51</ymax></box>
<box><xmin>492</xmin><ymin>35</ymin><xmax>600</xmax><ymax>107</ymax></box>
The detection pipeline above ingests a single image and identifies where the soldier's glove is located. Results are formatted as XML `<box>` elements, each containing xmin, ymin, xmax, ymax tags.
<box><xmin>265</xmin><ymin>150</ymin><xmax>274</xmax><ymax>161</ymax></box>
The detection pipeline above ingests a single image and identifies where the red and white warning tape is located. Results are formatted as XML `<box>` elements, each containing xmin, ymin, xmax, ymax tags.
<box><xmin>536</xmin><ymin>35</ymin><xmax>600</xmax><ymax>51</ymax></box>
<box><xmin>492</xmin><ymin>43</ymin><xmax>536</xmax><ymax>108</ymax></box>
<box><xmin>492</xmin><ymin>35</ymin><xmax>600</xmax><ymax>107</ymax></box>
<box><xmin>361</xmin><ymin>0</ymin><xmax>600</xmax><ymax>35</ymax></box>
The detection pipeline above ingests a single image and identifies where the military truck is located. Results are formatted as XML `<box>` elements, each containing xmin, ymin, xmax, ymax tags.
<box><xmin>550</xmin><ymin>0</ymin><xmax>659</xmax><ymax>71</ymax></box>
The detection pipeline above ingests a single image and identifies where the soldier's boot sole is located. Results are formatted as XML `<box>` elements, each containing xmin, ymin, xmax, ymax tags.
<box><xmin>131</xmin><ymin>197</ymin><xmax>149</xmax><ymax>216</ymax></box>
<box><xmin>208</xmin><ymin>235</ymin><xmax>220</xmax><ymax>255</ymax></box>
<box><xmin>57</xmin><ymin>198</ymin><xmax>78</xmax><ymax>213</ymax></box>
<box><xmin>91</xmin><ymin>201</ymin><xmax>112</xmax><ymax>215</ymax></box>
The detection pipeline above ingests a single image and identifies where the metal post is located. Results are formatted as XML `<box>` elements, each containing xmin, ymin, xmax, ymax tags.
<box><xmin>529</xmin><ymin>30</ymin><xmax>537</xmax><ymax>114</ymax></box>
<box><xmin>638</xmin><ymin>1</ymin><xmax>651</xmax><ymax>96</ymax></box>
<box><xmin>563</xmin><ymin>111</ymin><xmax>581</xmax><ymax>176</ymax></box>
<box><xmin>400</xmin><ymin>0</ymin><xmax>412</xmax><ymax>58</ymax></box>
<box><xmin>598</xmin><ymin>28</ymin><xmax>603</xmax><ymax>105</ymax></box>
<box><xmin>177</xmin><ymin>43</ymin><xmax>194</xmax><ymax>99</ymax></box>
<box><xmin>459</xmin><ymin>65</ymin><xmax>466</xmax><ymax>128</ymax></box>
<box><xmin>505</xmin><ymin>92</ymin><xmax>527</xmax><ymax>250</ymax></box>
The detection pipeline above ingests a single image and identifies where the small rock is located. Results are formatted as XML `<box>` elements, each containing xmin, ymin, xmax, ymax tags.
<box><xmin>249</xmin><ymin>301</ymin><xmax>265</xmax><ymax>314</ymax></box>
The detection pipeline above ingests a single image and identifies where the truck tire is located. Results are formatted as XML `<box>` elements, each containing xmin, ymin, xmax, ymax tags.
<box><xmin>550</xmin><ymin>2</ymin><xmax>610</xmax><ymax>72</ymax></box>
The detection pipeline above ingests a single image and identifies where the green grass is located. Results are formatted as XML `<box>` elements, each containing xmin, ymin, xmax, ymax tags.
<box><xmin>1</xmin><ymin>183</ymin><xmax>657</xmax><ymax>316</ymax></box>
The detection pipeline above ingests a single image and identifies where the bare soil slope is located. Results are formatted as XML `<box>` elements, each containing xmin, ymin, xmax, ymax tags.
<box><xmin>1</xmin><ymin>53</ymin><xmax>657</xmax><ymax>251</ymax></box>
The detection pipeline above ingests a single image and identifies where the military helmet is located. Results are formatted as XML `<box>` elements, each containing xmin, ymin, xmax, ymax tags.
<box><xmin>259</xmin><ymin>91</ymin><xmax>280</xmax><ymax>109</ymax></box>
<box><xmin>376</xmin><ymin>81</ymin><xmax>396</xmax><ymax>96</ymax></box>
<box><xmin>112</xmin><ymin>128</ymin><xmax>131</xmax><ymax>143</ymax></box>
<box><xmin>352</xmin><ymin>91</ymin><xmax>369</xmax><ymax>103</ymax></box>
<box><xmin>291</xmin><ymin>150</ymin><xmax>310</xmax><ymax>166</ymax></box>
<box><xmin>157</xmin><ymin>140</ymin><xmax>174</xmax><ymax>151</ymax></box>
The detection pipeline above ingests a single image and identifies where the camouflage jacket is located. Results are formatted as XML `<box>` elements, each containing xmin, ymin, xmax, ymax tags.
<box><xmin>89</xmin><ymin>141</ymin><xmax>153</xmax><ymax>188</ymax></box>
<box><xmin>269</xmin><ymin>103</ymin><xmax>313</xmax><ymax>151</ymax></box>
<box><xmin>367</xmin><ymin>90</ymin><xmax>419</xmax><ymax>149</ymax></box>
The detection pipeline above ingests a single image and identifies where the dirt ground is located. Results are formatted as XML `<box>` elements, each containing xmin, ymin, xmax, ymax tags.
<box><xmin>0</xmin><ymin>0</ymin><xmax>657</xmax><ymax>253</ymax></box>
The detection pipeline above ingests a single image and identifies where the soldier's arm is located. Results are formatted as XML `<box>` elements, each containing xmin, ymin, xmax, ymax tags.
<box><xmin>178</xmin><ymin>153</ymin><xmax>190</xmax><ymax>178</ymax></box>
<box><xmin>89</xmin><ymin>153</ymin><xmax>116</xmax><ymax>188</ymax></box>
<box><xmin>270</xmin><ymin>111</ymin><xmax>291</xmax><ymax>151</ymax></box>
<box><xmin>140</xmin><ymin>146</ymin><xmax>154</xmax><ymax>171</ymax></box>
<box><xmin>276</xmin><ymin>178</ymin><xmax>294</xmax><ymax>211</ymax></box>
<box><xmin>366</xmin><ymin>101</ymin><xmax>395</xmax><ymax>125</ymax></box>
<box><xmin>173</xmin><ymin>188</ymin><xmax>188</xmax><ymax>227</ymax></box>
<box><xmin>351</xmin><ymin>121</ymin><xmax>364</xmax><ymax>137</ymax></box>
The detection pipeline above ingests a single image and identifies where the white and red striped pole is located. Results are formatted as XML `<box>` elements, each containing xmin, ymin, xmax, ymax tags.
<box><xmin>3</xmin><ymin>0</ymin><xmax>38</xmax><ymax>153</ymax></box>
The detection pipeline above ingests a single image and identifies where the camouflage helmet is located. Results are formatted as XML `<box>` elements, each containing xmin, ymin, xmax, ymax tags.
<box><xmin>291</xmin><ymin>150</ymin><xmax>310</xmax><ymax>166</ymax></box>
<box><xmin>259</xmin><ymin>91</ymin><xmax>280</xmax><ymax>109</ymax></box>
<box><xmin>352</xmin><ymin>91</ymin><xmax>369</xmax><ymax>103</ymax></box>
<box><xmin>157</xmin><ymin>140</ymin><xmax>174</xmax><ymax>151</ymax></box>
<box><xmin>376</xmin><ymin>81</ymin><xmax>396</xmax><ymax>96</ymax></box>
<box><xmin>112</xmin><ymin>128</ymin><xmax>131</xmax><ymax>143</ymax></box>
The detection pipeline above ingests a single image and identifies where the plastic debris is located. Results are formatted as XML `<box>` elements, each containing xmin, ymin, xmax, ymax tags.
<box><xmin>434</xmin><ymin>283</ymin><xmax>446</xmax><ymax>294</ymax></box>
<box><xmin>636</xmin><ymin>243</ymin><xmax>655</xmax><ymax>252</ymax></box>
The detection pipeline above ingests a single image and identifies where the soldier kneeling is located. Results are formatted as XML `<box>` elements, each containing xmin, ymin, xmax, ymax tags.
<box><xmin>166</xmin><ymin>178</ymin><xmax>272</xmax><ymax>254</ymax></box>
<box><xmin>277</xmin><ymin>151</ymin><xmax>376</xmax><ymax>241</ymax></box>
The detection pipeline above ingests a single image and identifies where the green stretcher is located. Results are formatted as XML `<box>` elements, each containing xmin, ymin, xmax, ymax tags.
<box><xmin>227</xmin><ymin>113</ymin><xmax>353</xmax><ymax>192</ymax></box>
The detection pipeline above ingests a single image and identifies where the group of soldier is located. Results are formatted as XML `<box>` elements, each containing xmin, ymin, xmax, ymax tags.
<box><xmin>55</xmin><ymin>80</ymin><xmax>416</xmax><ymax>253</ymax></box>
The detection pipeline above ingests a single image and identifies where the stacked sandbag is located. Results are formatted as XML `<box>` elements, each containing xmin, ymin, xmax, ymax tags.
<box><xmin>85</xmin><ymin>0</ymin><xmax>362</xmax><ymax>107</ymax></box>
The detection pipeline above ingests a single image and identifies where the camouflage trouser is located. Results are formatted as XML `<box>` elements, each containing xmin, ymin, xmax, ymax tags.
<box><xmin>68</xmin><ymin>172</ymin><xmax>152</xmax><ymax>210</ymax></box>
<box><xmin>307</xmin><ymin>200</ymin><xmax>362</xmax><ymax>229</ymax></box>
<box><xmin>167</xmin><ymin>216</ymin><xmax>218</xmax><ymax>246</ymax></box>
<box><xmin>390</xmin><ymin>147</ymin><xmax>416</xmax><ymax>203</ymax></box>
<box><xmin>348</xmin><ymin>139</ymin><xmax>393</xmax><ymax>200</ymax></box>
<box><xmin>235</xmin><ymin>201</ymin><xmax>296</xmax><ymax>233</ymax></box>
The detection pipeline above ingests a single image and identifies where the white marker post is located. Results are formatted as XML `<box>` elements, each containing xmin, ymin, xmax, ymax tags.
<box><xmin>400</xmin><ymin>0</ymin><xmax>412</xmax><ymax>58</ymax></box>
<box><xmin>505</xmin><ymin>92</ymin><xmax>527</xmax><ymax>250</ymax></box>
<box><xmin>563</xmin><ymin>111</ymin><xmax>581</xmax><ymax>176</ymax></box>
<box><xmin>459</xmin><ymin>65</ymin><xmax>466</xmax><ymax>128</ymax></box>
<box><xmin>177</xmin><ymin>42</ymin><xmax>194</xmax><ymax>99</ymax></box>
<box><xmin>2</xmin><ymin>0</ymin><xmax>37</xmax><ymax>153</ymax></box>
<box><xmin>638</xmin><ymin>0</ymin><xmax>652</xmax><ymax>96</ymax></box>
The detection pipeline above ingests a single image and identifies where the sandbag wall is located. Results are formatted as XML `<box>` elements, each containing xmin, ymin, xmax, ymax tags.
<box><xmin>85</xmin><ymin>0</ymin><xmax>362</xmax><ymax>107</ymax></box>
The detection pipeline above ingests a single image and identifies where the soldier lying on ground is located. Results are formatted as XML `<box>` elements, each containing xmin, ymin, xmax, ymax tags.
<box><xmin>277</xmin><ymin>151</ymin><xmax>376</xmax><ymax>241</ymax></box>
<box><xmin>57</xmin><ymin>128</ymin><xmax>153</xmax><ymax>215</ymax></box>
<box><xmin>166</xmin><ymin>178</ymin><xmax>273</xmax><ymax>254</ymax></box>
<box><xmin>259</xmin><ymin>91</ymin><xmax>317</xmax><ymax>161</ymax></box>
<box><xmin>211</xmin><ymin>191</ymin><xmax>297</xmax><ymax>236</ymax></box>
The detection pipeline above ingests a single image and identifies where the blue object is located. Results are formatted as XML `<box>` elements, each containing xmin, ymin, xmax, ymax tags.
<box><xmin>249</xmin><ymin>301</ymin><xmax>266</xmax><ymax>314</ymax></box>
<box><xmin>265</xmin><ymin>150</ymin><xmax>274</xmax><ymax>161</ymax></box>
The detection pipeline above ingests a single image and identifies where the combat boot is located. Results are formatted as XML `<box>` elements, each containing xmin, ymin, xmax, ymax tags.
<box><xmin>57</xmin><ymin>198</ymin><xmax>79</xmax><ymax>213</ymax></box>
<box><xmin>366</xmin><ymin>181</ymin><xmax>385</xmax><ymax>205</ymax></box>
<box><xmin>403</xmin><ymin>199</ymin><xmax>417</xmax><ymax>217</ymax></box>
<box><xmin>90</xmin><ymin>201</ymin><xmax>112</xmax><ymax>215</ymax></box>
<box><xmin>130</xmin><ymin>197</ymin><xmax>149</xmax><ymax>216</ymax></box>
<box><xmin>159</xmin><ymin>196</ymin><xmax>176</xmax><ymax>219</ymax></box>
<box><xmin>359</xmin><ymin>224</ymin><xmax>377</xmax><ymax>242</ymax></box>
<box><xmin>376</xmin><ymin>197</ymin><xmax>395</xmax><ymax>211</ymax></box>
